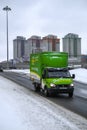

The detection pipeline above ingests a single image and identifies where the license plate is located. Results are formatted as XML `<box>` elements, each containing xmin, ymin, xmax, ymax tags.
<box><xmin>59</xmin><ymin>87</ymin><xmax>67</xmax><ymax>89</ymax></box>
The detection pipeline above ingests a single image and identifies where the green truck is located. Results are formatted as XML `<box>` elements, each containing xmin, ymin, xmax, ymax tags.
<box><xmin>30</xmin><ymin>52</ymin><xmax>75</xmax><ymax>97</ymax></box>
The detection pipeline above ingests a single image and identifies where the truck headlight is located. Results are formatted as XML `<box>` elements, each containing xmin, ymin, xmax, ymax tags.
<box><xmin>50</xmin><ymin>83</ymin><xmax>56</xmax><ymax>87</ymax></box>
<box><xmin>70</xmin><ymin>84</ymin><xmax>74</xmax><ymax>87</ymax></box>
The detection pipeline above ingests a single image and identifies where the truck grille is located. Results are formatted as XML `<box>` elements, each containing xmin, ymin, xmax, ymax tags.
<box><xmin>56</xmin><ymin>85</ymin><xmax>69</xmax><ymax>89</ymax></box>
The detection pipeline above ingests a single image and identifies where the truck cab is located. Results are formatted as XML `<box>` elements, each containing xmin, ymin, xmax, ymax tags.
<box><xmin>41</xmin><ymin>68</ymin><xmax>75</xmax><ymax>97</ymax></box>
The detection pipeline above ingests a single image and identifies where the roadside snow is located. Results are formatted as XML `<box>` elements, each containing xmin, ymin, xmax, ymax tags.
<box><xmin>70</xmin><ymin>68</ymin><xmax>87</xmax><ymax>84</ymax></box>
<box><xmin>0</xmin><ymin>76</ymin><xmax>87</xmax><ymax>130</ymax></box>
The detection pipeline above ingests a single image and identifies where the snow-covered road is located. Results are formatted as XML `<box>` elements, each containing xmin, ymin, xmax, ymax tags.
<box><xmin>0</xmin><ymin>75</ymin><xmax>87</xmax><ymax>130</ymax></box>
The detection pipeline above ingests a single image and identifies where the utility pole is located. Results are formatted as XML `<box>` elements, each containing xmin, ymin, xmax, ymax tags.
<box><xmin>3</xmin><ymin>6</ymin><xmax>11</xmax><ymax>69</ymax></box>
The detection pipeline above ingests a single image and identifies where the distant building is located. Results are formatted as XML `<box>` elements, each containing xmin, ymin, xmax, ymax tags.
<box><xmin>25</xmin><ymin>35</ymin><xmax>42</xmax><ymax>60</ymax></box>
<box><xmin>41</xmin><ymin>35</ymin><xmax>60</xmax><ymax>52</ymax></box>
<box><xmin>13</xmin><ymin>36</ymin><xmax>27</xmax><ymax>61</ymax></box>
<box><xmin>13</xmin><ymin>35</ymin><xmax>60</xmax><ymax>62</ymax></box>
<box><xmin>62</xmin><ymin>33</ymin><xmax>81</xmax><ymax>64</ymax></box>
<box><xmin>25</xmin><ymin>35</ymin><xmax>60</xmax><ymax>60</ymax></box>
<box><xmin>81</xmin><ymin>55</ymin><xmax>87</xmax><ymax>66</ymax></box>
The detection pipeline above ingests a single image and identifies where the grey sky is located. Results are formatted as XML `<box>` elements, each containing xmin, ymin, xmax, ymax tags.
<box><xmin>0</xmin><ymin>0</ymin><xmax>87</xmax><ymax>61</ymax></box>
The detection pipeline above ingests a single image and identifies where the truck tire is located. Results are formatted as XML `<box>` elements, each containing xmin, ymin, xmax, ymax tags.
<box><xmin>44</xmin><ymin>87</ymin><xmax>49</xmax><ymax>97</ymax></box>
<box><xmin>34</xmin><ymin>83</ymin><xmax>40</xmax><ymax>92</ymax></box>
<box><xmin>68</xmin><ymin>92</ymin><xmax>73</xmax><ymax>98</ymax></box>
<box><xmin>40</xmin><ymin>88</ymin><xmax>44</xmax><ymax>96</ymax></box>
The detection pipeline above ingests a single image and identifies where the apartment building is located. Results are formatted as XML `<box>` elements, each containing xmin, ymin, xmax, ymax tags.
<box><xmin>62</xmin><ymin>33</ymin><xmax>81</xmax><ymax>64</ymax></box>
<box><xmin>41</xmin><ymin>35</ymin><xmax>60</xmax><ymax>52</ymax></box>
<box><xmin>25</xmin><ymin>35</ymin><xmax>42</xmax><ymax>60</ymax></box>
<box><xmin>13</xmin><ymin>36</ymin><xmax>27</xmax><ymax>61</ymax></box>
<box><xmin>13</xmin><ymin>35</ymin><xmax>60</xmax><ymax>62</ymax></box>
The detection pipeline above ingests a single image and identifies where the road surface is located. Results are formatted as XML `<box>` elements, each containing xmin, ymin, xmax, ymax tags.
<box><xmin>1</xmin><ymin>71</ymin><xmax>87</xmax><ymax>119</ymax></box>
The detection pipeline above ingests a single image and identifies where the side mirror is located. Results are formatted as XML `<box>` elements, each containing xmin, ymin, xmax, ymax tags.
<box><xmin>72</xmin><ymin>74</ymin><xmax>75</xmax><ymax>79</ymax></box>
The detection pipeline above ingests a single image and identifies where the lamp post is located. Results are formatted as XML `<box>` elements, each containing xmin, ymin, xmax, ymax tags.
<box><xmin>3</xmin><ymin>6</ymin><xmax>11</xmax><ymax>69</ymax></box>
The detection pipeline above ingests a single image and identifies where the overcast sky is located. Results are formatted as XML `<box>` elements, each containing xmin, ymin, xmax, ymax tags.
<box><xmin>0</xmin><ymin>0</ymin><xmax>87</xmax><ymax>61</ymax></box>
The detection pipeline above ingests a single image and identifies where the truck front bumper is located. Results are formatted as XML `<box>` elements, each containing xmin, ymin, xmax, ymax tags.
<box><xmin>47</xmin><ymin>86</ymin><xmax>74</xmax><ymax>94</ymax></box>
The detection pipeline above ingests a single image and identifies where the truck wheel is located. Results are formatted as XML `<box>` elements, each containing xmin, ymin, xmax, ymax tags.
<box><xmin>44</xmin><ymin>87</ymin><xmax>49</xmax><ymax>97</ymax></box>
<box><xmin>34</xmin><ymin>83</ymin><xmax>40</xmax><ymax>92</ymax></box>
<box><xmin>68</xmin><ymin>92</ymin><xmax>73</xmax><ymax>98</ymax></box>
<box><xmin>40</xmin><ymin>88</ymin><xmax>44</xmax><ymax>95</ymax></box>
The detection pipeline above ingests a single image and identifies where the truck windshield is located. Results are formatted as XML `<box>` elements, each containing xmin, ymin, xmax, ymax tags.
<box><xmin>47</xmin><ymin>70</ymin><xmax>71</xmax><ymax>78</ymax></box>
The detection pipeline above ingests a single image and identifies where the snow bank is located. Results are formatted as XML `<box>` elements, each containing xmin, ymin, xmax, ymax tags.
<box><xmin>70</xmin><ymin>68</ymin><xmax>87</xmax><ymax>84</ymax></box>
<box><xmin>4</xmin><ymin>69</ymin><xmax>30</xmax><ymax>74</ymax></box>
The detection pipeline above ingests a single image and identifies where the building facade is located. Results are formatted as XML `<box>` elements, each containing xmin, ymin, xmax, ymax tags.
<box><xmin>41</xmin><ymin>35</ymin><xmax>60</xmax><ymax>52</ymax></box>
<box><xmin>13</xmin><ymin>35</ymin><xmax>60</xmax><ymax>62</ymax></box>
<box><xmin>25</xmin><ymin>35</ymin><xmax>42</xmax><ymax>60</ymax></box>
<box><xmin>13</xmin><ymin>36</ymin><xmax>27</xmax><ymax>61</ymax></box>
<box><xmin>81</xmin><ymin>55</ymin><xmax>87</xmax><ymax>67</ymax></box>
<box><xmin>62</xmin><ymin>33</ymin><xmax>81</xmax><ymax>64</ymax></box>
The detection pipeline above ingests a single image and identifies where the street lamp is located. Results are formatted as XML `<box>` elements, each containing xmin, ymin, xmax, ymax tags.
<box><xmin>3</xmin><ymin>6</ymin><xmax>11</xmax><ymax>69</ymax></box>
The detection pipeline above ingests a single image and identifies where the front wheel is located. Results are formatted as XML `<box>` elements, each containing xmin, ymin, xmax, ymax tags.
<box><xmin>44</xmin><ymin>87</ymin><xmax>49</xmax><ymax>97</ymax></box>
<box><xmin>34</xmin><ymin>83</ymin><xmax>40</xmax><ymax>92</ymax></box>
<box><xmin>68</xmin><ymin>92</ymin><xmax>73</xmax><ymax>98</ymax></box>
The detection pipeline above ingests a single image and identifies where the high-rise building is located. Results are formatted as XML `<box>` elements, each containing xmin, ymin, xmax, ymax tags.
<box><xmin>41</xmin><ymin>35</ymin><xmax>60</xmax><ymax>52</ymax></box>
<box><xmin>25</xmin><ymin>35</ymin><xmax>60</xmax><ymax>60</ymax></box>
<box><xmin>13</xmin><ymin>36</ymin><xmax>27</xmax><ymax>61</ymax></box>
<box><xmin>13</xmin><ymin>35</ymin><xmax>60</xmax><ymax>62</ymax></box>
<box><xmin>63</xmin><ymin>33</ymin><xmax>81</xmax><ymax>57</ymax></box>
<box><xmin>62</xmin><ymin>33</ymin><xmax>81</xmax><ymax>64</ymax></box>
<box><xmin>25</xmin><ymin>35</ymin><xmax>42</xmax><ymax>60</ymax></box>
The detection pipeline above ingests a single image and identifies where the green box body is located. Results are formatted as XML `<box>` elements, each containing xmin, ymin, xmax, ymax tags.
<box><xmin>30</xmin><ymin>52</ymin><xmax>68</xmax><ymax>78</ymax></box>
